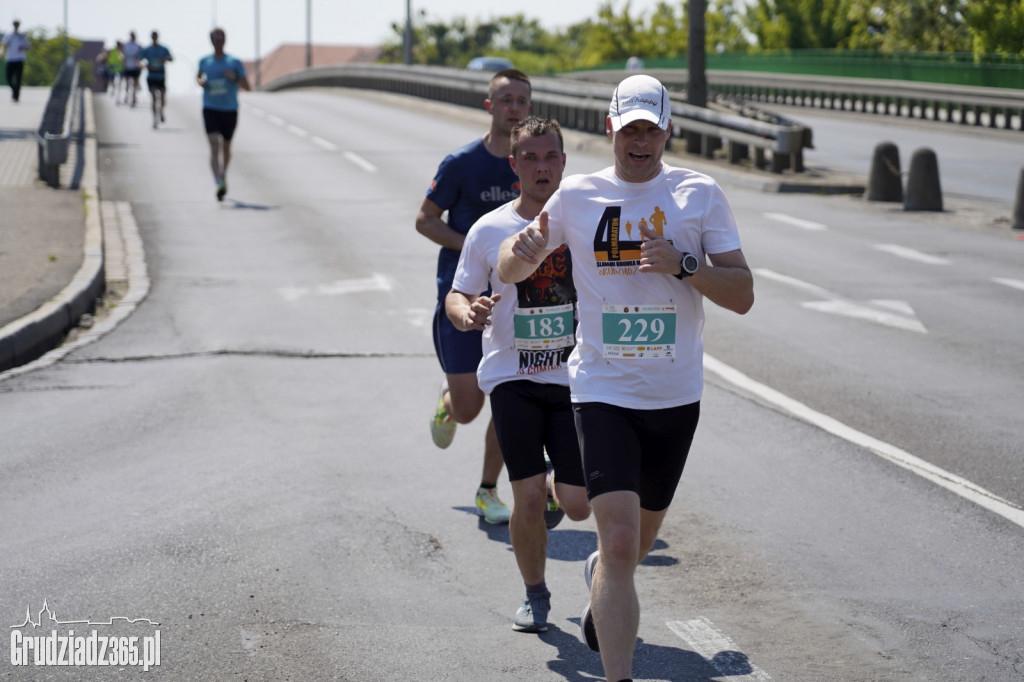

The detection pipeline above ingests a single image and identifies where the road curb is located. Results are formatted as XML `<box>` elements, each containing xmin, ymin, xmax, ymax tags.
<box><xmin>0</xmin><ymin>89</ymin><xmax>105</xmax><ymax>375</ymax></box>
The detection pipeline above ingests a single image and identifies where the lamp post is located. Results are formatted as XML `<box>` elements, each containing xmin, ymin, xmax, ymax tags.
<box><xmin>306</xmin><ymin>0</ymin><xmax>312</xmax><ymax>68</ymax></box>
<box><xmin>62</xmin><ymin>0</ymin><xmax>68</xmax><ymax>60</ymax></box>
<box><xmin>254</xmin><ymin>0</ymin><xmax>261</xmax><ymax>87</ymax></box>
<box><xmin>687</xmin><ymin>0</ymin><xmax>707</xmax><ymax>108</ymax></box>
<box><xmin>403</xmin><ymin>0</ymin><xmax>412</xmax><ymax>65</ymax></box>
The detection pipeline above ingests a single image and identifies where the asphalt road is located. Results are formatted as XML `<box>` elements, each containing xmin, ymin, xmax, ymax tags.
<box><xmin>1</xmin><ymin>87</ymin><xmax>1022</xmax><ymax>681</ymax></box>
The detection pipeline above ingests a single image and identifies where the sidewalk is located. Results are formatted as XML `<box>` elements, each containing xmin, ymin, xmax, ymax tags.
<box><xmin>0</xmin><ymin>85</ymin><xmax>105</xmax><ymax>373</ymax></box>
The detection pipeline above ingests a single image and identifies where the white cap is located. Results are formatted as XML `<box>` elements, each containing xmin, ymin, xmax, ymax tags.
<box><xmin>608</xmin><ymin>75</ymin><xmax>670</xmax><ymax>131</ymax></box>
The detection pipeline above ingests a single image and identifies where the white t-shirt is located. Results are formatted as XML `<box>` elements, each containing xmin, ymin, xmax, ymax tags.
<box><xmin>541</xmin><ymin>163</ymin><xmax>742</xmax><ymax>409</ymax></box>
<box><xmin>122</xmin><ymin>41</ymin><xmax>142</xmax><ymax>69</ymax></box>
<box><xmin>1</xmin><ymin>31</ymin><xmax>30</xmax><ymax>62</ymax></box>
<box><xmin>452</xmin><ymin>202</ymin><xmax>577</xmax><ymax>395</ymax></box>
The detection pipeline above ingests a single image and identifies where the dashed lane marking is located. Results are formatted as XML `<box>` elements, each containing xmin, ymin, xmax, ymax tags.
<box><xmin>762</xmin><ymin>212</ymin><xmax>827</xmax><ymax>231</ymax></box>
<box><xmin>343</xmin><ymin>151</ymin><xmax>378</xmax><ymax>173</ymax></box>
<box><xmin>992</xmin><ymin>277</ymin><xmax>1024</xmax><ymax>292</ymax></box>
<box><xmin>874</xmin><ymin>243</ymin><xmax>952</xmax><ymax>265</ymax></box>
<box><xmin>754</xmin><ymin>268</ymin><xmax>927</xmax><ymax>333</ymax></box>
<box><xmin>311</xmin><ymin>136</ymin><xmax>338</xmax><ymax>152</ymax></box>
<box><xmin>667</xmin><ymin>617</ymin><xmax>772</xmax><ymax>681</ymax></box>
<box><xmin>277</xmin><ymin>273</ymin><xmax>392</xmax><ymax>301</ymax></box>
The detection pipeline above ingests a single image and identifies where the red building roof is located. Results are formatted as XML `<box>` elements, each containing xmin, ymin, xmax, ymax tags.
<box><xmin>245</xmin><ymin>44</ymin><xmax>382</xmax><ymax>87</ymax></box>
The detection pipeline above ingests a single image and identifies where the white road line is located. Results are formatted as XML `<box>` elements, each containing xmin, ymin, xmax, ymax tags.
<box><xmin>704</xmin><ymin>353</ymin><xmax>1024</xmax><ymax>530</ymax></box>
<box><xmin>755</xmin><ymin>268</ymin><xmax>927</xmax><ymax>333</ymax></box>
<box><xmin>277</xmin><ymin>273</ymin><xmax>392</xmax><ymax>301</ymax></box>
<box><xmin>311</xmin><ymin>136</ymin><xmax>338</xmax><ymax>152</ymax></box>
<box><xmin>667</xmin><ymin>617</ymin><xmax>772</xmax><ymax>681</ymax></box>
<box><xmin>248</xmin><ymin>110</ymin><xmax>337</xmax><ymax>152</ymax></box>
<box><xmin>992</xmin><ymin>277</ymin><xmax>1024</xmax><ymax>292</ymax></box>
<box><xmin>762</xmin><ymin>212</ymin><xmax>827</xmax><ymax>231</ymax></box>
<box><xmin>343</xmin><ymin>151</ymin><xmax>378</xmax><ymax>173</ymax></box>
<box><xmin>874</xmin><ymin>243</ymin><xmax>951</xmax><ymax>265</ymax></box>
<box><xmin>248</xmin><ymin>107</ymin><xmax>265</xmax><ymax>117</ymax></box>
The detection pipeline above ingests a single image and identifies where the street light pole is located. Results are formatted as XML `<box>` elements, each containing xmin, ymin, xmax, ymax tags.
<box><xmin>62</xmin><ymin>0</ymin><xmax>68</xmax><ymax>60</ymax></box>
<box><xmin>254</xmin><ymin>0</ymin><xmax>261</xmax><ymax>88</ymax></box>
<box><xmin>403</xmin><ymin>0</ymin><xmax>412</xmax><ymax>65</ymax></box>
<box><xmin>306</xmin><ymin>0</ymin><xmax>312</xmax><ymax>68</ymax></box>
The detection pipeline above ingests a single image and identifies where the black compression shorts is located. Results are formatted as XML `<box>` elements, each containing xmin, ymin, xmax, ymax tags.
<box><xmin>489</xmin><ymin>380</ymin><xmax>585</xmax><ymax>486</ymax></box>
<box><xmin>573</xmin><ymin>401</ymin><xmax>700</xmax><ymax>511</ymax></box>
<box><xmin>202</xmin><ymin>108</ymin><xmax>239</xmax><ymax>141</ymax></box>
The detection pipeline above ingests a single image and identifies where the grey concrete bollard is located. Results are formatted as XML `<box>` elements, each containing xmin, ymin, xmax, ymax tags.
<box><xmin>867</xmin><ymin>142</ymin><xmax>902</xmax><ymax>202</ymax></box>
<box><xmin>1013</xmin><ymin>166</ymin><xmax>1024</xmax><ymax>230</ymax></box>
<box><xmin>904</xmin><ymin>147</ymin><xmax>943</xmax><ymax>212</ymax></box>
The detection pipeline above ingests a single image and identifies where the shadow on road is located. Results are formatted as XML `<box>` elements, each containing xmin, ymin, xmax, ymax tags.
<box><xmin>226</xmin><ymin>198</ymin><xmax>281</xmax><ymax>211</ymax></box>
<box><xmin>542</xmin><ymin>624</ymin><xmax>756</xmax><ymax>682</ymax></box>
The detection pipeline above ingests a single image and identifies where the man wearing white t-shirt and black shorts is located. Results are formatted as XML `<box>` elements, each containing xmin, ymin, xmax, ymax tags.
<box><xmin>498</xmin><ymin>75</ymin><xmax>754</xmax><ymax>682</ymax></box>
<box><xmin>121</xmin><ymin>31</ymin><xmax>142</xmax><ymax>107</ymax></box>
<box><xmin>447</xmin><ymin>117</ymin><xmax>591</xmax><ymax>635</ymax></box>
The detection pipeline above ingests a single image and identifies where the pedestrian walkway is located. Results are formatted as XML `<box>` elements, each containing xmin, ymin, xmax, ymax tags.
<box><xmin>0</xmin><ymin>86</ymin><xmax>104</xmax><ymax>373</ymax></box>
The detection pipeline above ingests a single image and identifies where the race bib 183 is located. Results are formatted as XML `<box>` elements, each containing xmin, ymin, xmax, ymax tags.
<box><xmin>514</xmin><ymin>303</ymin><xmax>575</xmax><ymax>352</ymax></box>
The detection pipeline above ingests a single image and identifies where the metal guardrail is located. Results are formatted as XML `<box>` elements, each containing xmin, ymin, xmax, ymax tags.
<box><xmin>37</xmin><ymin>56</ymin><xmax>80</xmax><ymax>188</ymax></box>
<box><xmin>578</xmin><ymin>68</ymin><xmax>1024</xmax><ymax>133</ymax></box>
<box><xmin>705</xmin><ymin>71</ymin><xmax>1024</xmax><ymax>132</ymax></box>
<box><xmin>262</xmin><ymin>64</ymin><xmax>811</xmax><ymax>174</ymax></box>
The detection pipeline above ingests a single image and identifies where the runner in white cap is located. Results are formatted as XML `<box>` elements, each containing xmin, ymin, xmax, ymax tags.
<box><xmin>498</xmin><ymin>74</ymin><xmax>755</xmax><ymax>682</ymax></box>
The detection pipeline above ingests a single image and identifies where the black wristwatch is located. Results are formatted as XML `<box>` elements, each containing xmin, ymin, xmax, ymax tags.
<box><xmin>674</xmin><ymin>252</ymin><xmax>699</xmax><ymax>279</ymax></box>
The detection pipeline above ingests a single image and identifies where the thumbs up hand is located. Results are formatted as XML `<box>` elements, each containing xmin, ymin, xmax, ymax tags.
<box><xmin>511</xmin><ymin>210</ymin><xmax>551</xmax><ymax>265</ymax></box>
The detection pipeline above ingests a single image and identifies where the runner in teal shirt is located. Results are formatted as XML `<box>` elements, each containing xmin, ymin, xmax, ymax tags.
<box><xmin>196</xmin><ymin>27</ymin><xmax>250</xmax><ymax>200</ymax></box>
<box><xmin>141</xmin><ymin>31</ymin><xmax>173</xmax><ymax>129</ymax></box>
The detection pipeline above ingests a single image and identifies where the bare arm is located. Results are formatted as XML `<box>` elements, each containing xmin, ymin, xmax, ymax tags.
<box><xmin>638</xmin><ymin>222</ymin><xmax>754</xmax><ymax>314</ymax></box>
<box><xmin>445</xmin><ymin>290</ymin><xmax>502</xmax><ymax>332</ymax></box>
<box><xmin>415</xmin><ymin>197</ymin><xmax>466</xmax><ymax>251</ymax></box>
<box><xmin>496</xmin><ymin>210</ymin><xmax>554</xmax><ymax>283</ymax></box>
<box><xmin>691</xmin><ymin>249</ymin><xmax>754</xmax><ymax>314</ymax></box>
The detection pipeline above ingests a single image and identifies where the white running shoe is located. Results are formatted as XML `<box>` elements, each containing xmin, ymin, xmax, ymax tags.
<box><xmin>475</xmin><ymin>487</ymin><xmax>511</xmax><ymax>525</ymax></box>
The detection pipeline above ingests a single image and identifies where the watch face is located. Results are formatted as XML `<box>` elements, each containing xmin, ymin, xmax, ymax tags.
<box><xmin>683</xmin><ymin>253</ymin><xmax>699</xmax><ymax>274</ymax></box>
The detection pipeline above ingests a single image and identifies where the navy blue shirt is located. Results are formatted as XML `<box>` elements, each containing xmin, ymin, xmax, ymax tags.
<box><xmin>425</xmin><ymin>138</ymin><xmax>519</xmax><ymax>301</ymax></box>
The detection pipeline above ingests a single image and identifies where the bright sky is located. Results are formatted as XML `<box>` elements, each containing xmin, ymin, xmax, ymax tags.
<box><xmin>5</xmin><ymin>0</ymin><xmax>666</xmax><ymax>90</ymax></box>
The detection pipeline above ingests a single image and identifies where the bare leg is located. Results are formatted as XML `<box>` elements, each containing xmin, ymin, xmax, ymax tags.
<box><xmin>509</xmin><ymin>474</ymin><xmax>547</xmax><ymax>584</ymax></box>
<box><xmin>589</xmin><ymin>491</ymin><xmax>671</xmax><ymax>680</ymax></box>
<box><xmin>207</xmin><ymin>133</ymin><xmax>223</xmax><ymax>180</ymax></box>
<box><xmin>222</xmin><ymin>138</ymin><xmax>233</xmax><ymax>178</ymax></box>
<box><xmin>482</xmin><ymin>417</ymin><xmax>503</xmax><ymax>484</ymax></box>
<box><xmin>444</xmin><ymin>372</ymin><xmax>505</xmax><ymax>486</ymax></box>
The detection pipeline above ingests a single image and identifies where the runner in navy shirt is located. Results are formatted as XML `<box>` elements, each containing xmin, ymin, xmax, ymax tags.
<box><xmin>415</xmin><ymin>69</ymin><xmax>531</xmax><ymax>525</ymax></box>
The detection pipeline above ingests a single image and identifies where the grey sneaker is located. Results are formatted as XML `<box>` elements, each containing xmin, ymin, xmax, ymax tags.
<box><xmin>580</xmin><ymin>550</ymin><xmax>600</xmax><ymax>651</ymax></box>
<box><xmin>584</xmin><ymin>550</ymin><xmax>599</xmax><ymax>591</ymax></box>
<box><xmin>580</xmin><ymin>601</ymin><xmax>599</xmax><ymax>651</ymax></box>
<box><xmin>513</xmin><ymin>592</ymin><xmax>551</xmax><ymax>633</ymax></box>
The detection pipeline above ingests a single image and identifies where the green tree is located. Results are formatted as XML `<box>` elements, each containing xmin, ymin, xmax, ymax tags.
<box><xmin>878</xmin><ymin>0</ymin><xmax>971</xmax><ymax>52</ymax></box>
<box><xmin>964</xmin><ymin>0</ymin><xmax>1024</xmax><ymax>55</ymax></box>
<box><xmin>578</xmin><ymin>2</ymin><xmax>650</xmax><ymax>66</ymax></box>
<box><xmin>744</xmin><ymin>0</ymin><xmax>855</xmax><ymax>50</ymax></box>
<box><xmin>707</xmin><ymin>0</ymin><xmax>753</xmax><ymax>53</ymax></box>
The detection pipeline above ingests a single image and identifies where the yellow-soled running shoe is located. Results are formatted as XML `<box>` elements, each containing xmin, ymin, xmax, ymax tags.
<box><xmin>430</xmin><ymin>380</ymin><xmax>456</xmax><ymax>449</ymax></box>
